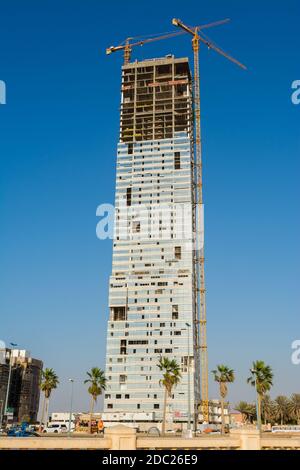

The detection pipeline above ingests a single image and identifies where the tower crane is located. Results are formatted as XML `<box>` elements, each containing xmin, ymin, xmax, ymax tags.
<box><xmin>106</xmin><ymin>19</ymin><xmax>230</xmax><ymax>65</ymax></box>
<box><xmin>172</xmin><ymin>18</ymin><xmax>246</xmax><ymax>423</ymax></box>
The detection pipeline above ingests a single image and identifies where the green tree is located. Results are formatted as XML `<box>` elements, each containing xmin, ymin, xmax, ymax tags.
<box><xmin>84</xmin><ymin>367</ymin><xmax>107</xmax><ymax>433</ymax></box>
<box><xmin>40</xmin><ymin>368</ymin><xmax>59</xmax><ymax>429</ymax></box>
<box><xmin>157</xmin><ymin>357</ymin><xmax>181</xmax><ymax>435</ymax></box>
<box><xmin>247</xmin><ymin>360</ymin><xmax>273</xmax><ymax>431</ymax></box>
<box><xmin>288</xmin><ymin>394</ymin><xmax>300</xmax><ymax>424</ymax></box>
<box><xmin>235</xmin><ymin>401</ymin><xmax>256</xmax><ymax>424</ymax></box>
<box><xmin>212</xmin><ymin>365</ymin><xmax>235</xmax><ymax>434</ymax></box>
<box><xmin>261</xmin><ymin>394</ymin><xmax>275</xmax><ymax>425</ymax></box>
<box><xmin>274</xmin><ymin>395</ymin><xmax>290</xmax><ymax>425</ymax></box>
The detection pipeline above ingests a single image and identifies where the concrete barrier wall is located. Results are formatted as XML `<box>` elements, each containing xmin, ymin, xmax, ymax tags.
<box><xmin>137</xmin><ymin>436</ymin><xmax>240</xmax><ymax>450</ymax></box>
<box><xmin>0</xmin><ymin>436</ymin><xmax>112</xmax><ymax>450</ymax></box>
<box><xmin>261</xmin><ymin>435</ymin><xmax>300</xmax><ymax>450</ymax></box>
<box><xmin>1</xmin><ymin>425</ymin><xmax>300</xmax><ymax>450</ymax></box>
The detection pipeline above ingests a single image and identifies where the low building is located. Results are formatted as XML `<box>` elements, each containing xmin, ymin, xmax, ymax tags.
<box><xmin>47</xmin><ymin>401</ymin><xmax>230</xmax><ymax>434</ymax></box>
<box><xmin>230</xmin><ymin>409</ymin><xmax>244</xmax><ymax>426</ymax></box>
<box><xmin>49</xmin><ymin>412</ymin><xmax>76</xmax><ymax>430</ymax></box>
<box><xmin>85</xmin><ymin>402</ymin><xmax>229</xmax><ymax>433</ymax></box>
<box><xmin>198</xmin><ymin>400</ymin><xmax>230</xmax><ymax>426</ymax></box>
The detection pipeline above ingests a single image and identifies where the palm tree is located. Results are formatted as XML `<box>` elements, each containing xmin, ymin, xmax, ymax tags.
<box><xmin>40</xmin><ymin>368</ymin><xmax>59</xmax><ymax>429</ymax></box>
<box><xmin>247</xmin><ymin>360</ymin><xmax>273</xmax><ymax>431</ymax></box>
<box><xmin>212</xmin><ymin>365</ymin><xmax>235</xmax><ymax>434</ymax></box>
<box><xmin>274</xmin><ymin>395</ymin><xmax>290</xmax><ymax>425</ymax></box>
<box><xmin>288</xmin><ymin>394</ymin><xmax>300</xmax><ymax>424</ymax></box>
<box><xmin>157</xmin><ymin>357</ymin><xmax>181</xmax><ymax>435</ymax></box>
<box><xmin>84</xmin><ymin>367</ymin><xmax>106</xmax><ymax>433</ymax></box>
<box><xmin>235</xmin><ymin>401</ymin><xmax>256</xmax><ymax>424</ymax></box>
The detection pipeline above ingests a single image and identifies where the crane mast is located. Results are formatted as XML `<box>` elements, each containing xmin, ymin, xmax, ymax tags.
<box><xmin>192</xmin><ymin>30</ymin><xmax>209</xmax><ymax>424</ymax></box>
<box><xmin>172</xmin><ymin>19</ymin><xmax>209</xmax><ymax>422</ymax></box>
<box><xmin>172</xmin><ymin>17</ymin><xmax>246</xmax><ymax>424</ymax></box>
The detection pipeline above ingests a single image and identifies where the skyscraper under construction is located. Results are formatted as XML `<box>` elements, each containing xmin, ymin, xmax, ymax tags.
<box><xmin>104</xmin><ymin>56</ymin><xmax>200</xmax><ymax>422</ymax></box>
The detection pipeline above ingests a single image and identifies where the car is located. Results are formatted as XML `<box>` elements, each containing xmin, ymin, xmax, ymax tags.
<box><xmin>42</xmin><ymin>423</ymin><xmax>68</xmax><ymax>434</ymax></box>
<box><xmin>166</xmin><ymin>429</ymin><xmax>176</xmax><ymax>434</ymax></box>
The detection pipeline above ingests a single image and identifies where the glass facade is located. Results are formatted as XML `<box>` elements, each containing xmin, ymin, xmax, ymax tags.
<box><xmin>104</xmin><ymin>57</ymin><xmax>197</xmax><ymax>419</ymax></box>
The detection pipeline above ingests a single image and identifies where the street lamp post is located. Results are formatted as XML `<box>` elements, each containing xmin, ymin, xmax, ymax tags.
<box><xmin>68</xmin><ymin>379</ymin><xmax>74</xmax><ymax>436</ymax></box>
<box><xmin>185</xmin><ymin>323</ymin><xmax>192</xmax><ymax>438</ymax></box>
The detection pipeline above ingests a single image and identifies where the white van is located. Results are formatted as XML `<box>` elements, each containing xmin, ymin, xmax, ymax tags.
<box><xmin>272</xmin><ymin>425</ymin><xmax>300</xmax><ymax>433</ymax></box>
<box><xmin>42</xmin><ymin>423</ymin><xmax>69</xmax><ymax>434</ymax></box>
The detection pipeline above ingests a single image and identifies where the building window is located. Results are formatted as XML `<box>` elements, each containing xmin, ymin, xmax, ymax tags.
<box><xmin>128</xmin><ymin>340</ymin><xmax>148</xmax><ymax>345</ymax></box>
<box><xmin>120</xmin><ymin>339</ymin><xmax>127</xmax><ymax>355</ymax></box>
<box><xmin>128</xmin><ymin>143</ymin><xmax>133</xmax><ymax>154</ymax></box>
<box><xmin>107</xmin><ymin>404</ymin><xmax>113</xmax><ymax>409</ymax></box>
<box><xmin>126</xmin><ymin>187</ymin><xmax>132</xmax><ymax>206</ymax></box>
<box><xmin>125</xmin><ymin>394</ymin><xmax>130</xmax><ymax>399</ymax></box>
<box><xmin>174</xmin><ymin>152</ymin><xmax>181</xmax><ymax>169</ymax></box>
<box><xmin>119</xmin><ymin>374</ymin><xmax>127</xmax><ymax>383</ymax></box>
<box><xmin>154</xmin><ymin>404</ymin><xmax>160</xmax><ymax>409</ymax></box>
<box><xmin>175</xmin><ymin>246</ymin><xmax>181</xmax><ymax>260</ymax></box>
<box><xmin>172</xmin><ymin>305</ymin><xmax>179</xmax><ymax>320</ymax></box>
<box><xmin>133</xmin><ymin>221</ymin><xmax>141</xmax><ymax>233</ymax></box>
<box><xmin>116</xmin><ymin>394</ymin><xmax>121</xmax><ymax>399</ymax></box>
<box><xmin>112</xmin><ymin>306</ymin><xmax>127</xmax><ymax>321</ymax></box>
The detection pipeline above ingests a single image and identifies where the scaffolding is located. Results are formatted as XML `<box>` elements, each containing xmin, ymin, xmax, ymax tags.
<box><xmin>120</xmin><ymin>58</ymin><xmax>192</xmax><ymax>143</ymax></box>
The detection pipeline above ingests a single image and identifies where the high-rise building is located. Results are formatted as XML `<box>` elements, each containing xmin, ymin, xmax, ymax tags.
<box><xmin>0</xmin><ymin>348</ymin><xmax>43</xmax><ymax>423</ymax></box>
<box><xmin>104</xmin><ymin>56</ymin><xmax>199</xmax><ymax>421</ymax></box>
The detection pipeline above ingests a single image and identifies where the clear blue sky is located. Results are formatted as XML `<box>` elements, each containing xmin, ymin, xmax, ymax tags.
<box><xmin>0</xmin><ymin>0</ymin><xmax>299</xmax><ymax>413</ymax></box>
